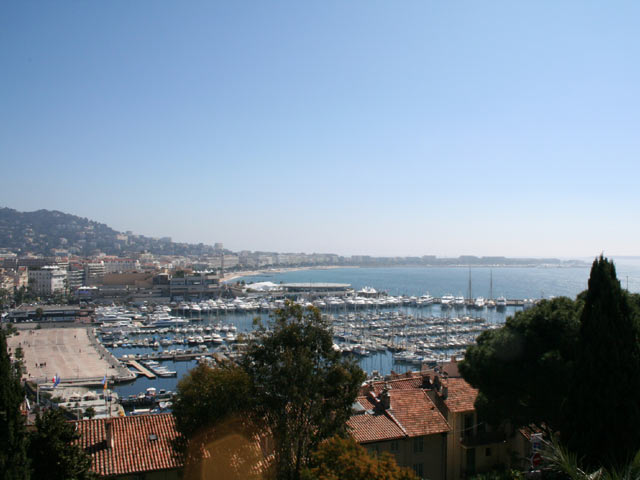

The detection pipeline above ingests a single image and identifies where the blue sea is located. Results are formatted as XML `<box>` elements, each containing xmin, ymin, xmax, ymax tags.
<box><xmin>234</xmin><ymin>258</ymin><xmax>640</xmax><ymax>298</ymax></box>
<box><xmin>112</xmin><ymin>259</ymin><xmax>640</xmax><ymax>402</ymax></box>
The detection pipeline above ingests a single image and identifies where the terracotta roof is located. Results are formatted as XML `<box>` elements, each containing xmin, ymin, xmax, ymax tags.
<box><xmin>356</xmin><ymin>396</ymin><xmax>376</xmax><ymax>411</ymax></box>
<box><xmin>348</xmin><ymin>389</ymin><xmax>450</xmax><ymax>444</ymax></box>
<box><xmin>388</xmin><ymin>389</ymin><xmax>450</xmax><ymax>436</ymax></box>
<box><xmin>359</xmin><ymin>375</ymin><xmax>423</xmax><ymax>396</ymax></box>
<box><xmin>444</xmin><ymin>378</ymin><xmax>477</xmax><ymax>413</ymax></box>
<box><xmin>74</xmin><ymin>414</ymin><xmax>182</xmax><ymax>477</ymax></box>
<box><xmin>348</xmin><ymin>409</ymin><xmax>406</xmax><ymax>444</ymax></box>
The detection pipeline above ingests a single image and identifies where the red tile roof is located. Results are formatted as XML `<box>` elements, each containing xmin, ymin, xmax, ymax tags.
<box><xmin>74</xmin><ymin>414</ymin><xmax>182</xmax><ymax>477</ymax></box>
<box><xmin>348</xmin><ymin>410</ymin><xmax>406</xmax><ymax>444</ymax></box>
<box><xmin>359</xmin><ymin>375</ymin><xmax>423</xmax><ymax>396</ymax></box>
<box><xmin>348</xmin><ymin>388</ymin><xmax>450</xmax><ymax>444</ymax></box>
<box><xmin>388</xmin><ymin>389</ymin><xmax>450</xmax><ymax>437</ymax></box>
<box><xmin>356</xmin><ymin>396</ymin><xmax>377</xmax><ymax>411</ymax></box>
<box><xmin>443</xmin><ymin>378</ymin><xmax>478</xmax><ymax>413</ymax></box>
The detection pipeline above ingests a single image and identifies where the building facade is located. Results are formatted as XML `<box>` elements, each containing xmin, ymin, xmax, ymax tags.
<box><xmin>28</xmin><ymin>266</ymin><xmax>66</xmax><ymax>296</ymax></box>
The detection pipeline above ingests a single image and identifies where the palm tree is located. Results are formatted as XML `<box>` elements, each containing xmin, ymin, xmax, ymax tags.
<box><xmin>544</xmin><ymin>436</ymin><xmax>640</xmax><ymax>480</ymax></box>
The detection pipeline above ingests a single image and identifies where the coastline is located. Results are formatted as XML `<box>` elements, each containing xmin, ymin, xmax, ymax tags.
<box><xmin>222</xmin><ymin>265</ymin><xmax>350</xmax><ymax>283</ymax></box>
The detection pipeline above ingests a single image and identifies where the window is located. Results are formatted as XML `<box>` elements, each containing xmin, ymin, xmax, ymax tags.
<box><xmin>390</xmin><ymin>440</ymin><xmax>399</xmax><ymax>452</ymax></box>
<box><xmin>413</xmin><ymin>463</ymin><xmax>424</xmax><ymax>478</ymax></box>
<box><xmin>485</xmin><ymin>447</ymin><xmax>492</xmax><ymax>457</ymax></box>
<box><xmin>413</xmin><ymin>436</ymin><xmax>423</xmax><ymax>453</ymax></box>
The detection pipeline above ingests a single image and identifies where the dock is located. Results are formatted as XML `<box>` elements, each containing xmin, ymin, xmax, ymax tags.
<box><xmin>126</xmin><ymin>360</ymin><xmax>156</xmax><ymax>379</ymax></box>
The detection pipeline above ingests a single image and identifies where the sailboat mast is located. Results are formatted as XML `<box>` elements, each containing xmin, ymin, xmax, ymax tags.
<box><xmin>489</xmin><ymin>270</ymin><xmax>493</xmax><ymax>301</ymax></box>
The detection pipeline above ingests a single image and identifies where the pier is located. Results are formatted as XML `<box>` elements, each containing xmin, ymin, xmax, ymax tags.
<box><xmin>125</xmin><ymin>360</ymin><xmax>156</xmax><ymax>379</ymax></box>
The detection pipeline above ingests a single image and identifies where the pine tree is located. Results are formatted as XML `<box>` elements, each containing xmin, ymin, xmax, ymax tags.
<box><xmin>563</xmin><ymin>256</ymin><xmax>640</xmax><ymax>469</ymax></box>
<box><xmin>0</xmin><ymin>328</ymin><xmax>30</xmax><ymax>479</ymax></box>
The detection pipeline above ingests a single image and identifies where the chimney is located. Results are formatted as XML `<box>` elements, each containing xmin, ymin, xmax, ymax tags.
<box><xmin>380</xmin><ymin>383</ymin><xmax>392</xmax><ymax>410</ymax></box>
<box><xmin>105</xmin><ymin>418</ymin><xmax>114</xmax><ymax>449</ymax></box>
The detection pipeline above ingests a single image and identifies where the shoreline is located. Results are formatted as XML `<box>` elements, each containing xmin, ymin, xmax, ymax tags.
<box><xmin>222</xmin><ymin>263</ymin><xmax>589</xmax><ymax>283</ymax></box>
<box><xmin>222</xmin><ymin>265</ymin><xmax>349</xmax><ymax>283</ymax></box>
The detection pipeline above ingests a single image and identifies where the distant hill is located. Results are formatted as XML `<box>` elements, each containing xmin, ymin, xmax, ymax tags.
<box><xmin>0</xmin><ymin>207</ymin><xmax>219</xmax><ymax>257</ymax></box>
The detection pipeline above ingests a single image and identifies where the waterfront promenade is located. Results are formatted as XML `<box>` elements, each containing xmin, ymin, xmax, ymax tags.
<box><xmin>7</xmin><ymin>326</ymin><xmax>134</xmax><ymax>385</ymax></box>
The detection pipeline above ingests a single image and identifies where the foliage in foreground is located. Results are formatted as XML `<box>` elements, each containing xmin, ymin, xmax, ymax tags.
<box><xmin>544</xmin><ymin>436</ymin><xmax>640</xmax><ymax>480</ymax></box>
<box><xmin>173</xmin><ymin>302</ymin><xmax>366</xmax><ymax>480</ymax></box>
<box><xmin>0</xmin><ymin>327</ymin><xmax>30</xmax><ymax>480</ymax></box>
<box><xmin>301</xmin><ymin>435</ymin><xmax>418</xmax><ymax>480</ymax></box>
<box><xmin>460</xmin><ymin>256</ymin><xmax>640</xmax><ymax>471</ymax></box>
<box><xmin>562</xmin><ymin>256</ymin><xmax>640</xmax><ymax>469</ymax></box>
<box><xmin>28</xmin><ymin>408</ymin><xmax>96</xmax><ymax>480</ymax></box>
<box><xmin>459</xmin><ymin>296</ymin><xmax>581</xmax><ymax>431</ymax></box>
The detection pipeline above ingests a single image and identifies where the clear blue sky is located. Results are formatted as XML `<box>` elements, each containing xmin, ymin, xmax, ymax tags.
<box><xmin>1</xmin><ymin>1</ymin><xmax>639</xmax><ymax>257</ymax></box>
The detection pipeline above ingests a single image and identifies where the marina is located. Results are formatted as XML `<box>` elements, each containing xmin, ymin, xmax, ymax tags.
<box><xmin>14</xmin><ymin>264</ymin><xmax>622</xmax><ymax>415</ymax></box>
<box><xmin>89</xmin><ymin>295</ymin><xmax>525</xmax><ymax>401</ymax></box>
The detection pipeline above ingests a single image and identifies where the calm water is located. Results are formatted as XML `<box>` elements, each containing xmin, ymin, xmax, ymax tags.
<box><xmin>235</xmin><ymin>260</ymin><xmax>640</xmax><ymax>298</ymax></box>
<box><xmin>112</xmin><ymin>260</ymin><xmax>640</xmax><ymax>402</ymax></box>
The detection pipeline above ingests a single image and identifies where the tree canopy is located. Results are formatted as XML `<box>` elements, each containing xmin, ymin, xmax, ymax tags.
<box><xmin>459</xmin><ymin>296</ymin><xmax>581</xmax><ymax>431</ymax></box>
<box><xmin>461</xmin><ymin>256</ymin><xmax>640</xmax><ymax>471</ymax></box>
<box><xmin>173</xmin><ymin>302</ymin><xmax>366</xmax><ymax>480</ymax></box>
<box><xmin>0</xmin><ymin>327</ymin><xmax>30</xmax><ymax>480</ymax></box>
<box><xmin>28</xmin><ymin>408</ymin><xmax>96</xmax><ymax>480</ymax></box>
<box><xmin>301</xmin><ymin>435</ymin><xmax>418</xmax><ymax>480</ymax></box>
<box><xmin>172</xmin><ymin>361</ymin><xmax>252</xmax><ymax>456</ymax></box>
<box><xmin>562</xmin><ymin>256</ymin><xmax>640</xmax><ymax>469</ymax></box>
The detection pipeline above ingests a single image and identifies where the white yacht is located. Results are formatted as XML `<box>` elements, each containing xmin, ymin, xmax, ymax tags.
<box><xmin>441</xmin><ymin>294</ymin><xmax>454</xmax><ymax>307</ymax></box>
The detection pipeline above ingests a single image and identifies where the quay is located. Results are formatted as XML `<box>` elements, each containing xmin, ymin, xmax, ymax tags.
<box><xmin>119</xmin><ymin>351</ymin><xmax>230</xmax><ymax>364</ymax></box>
<box><xmin>125</xmin><ymin>360</ymin><xmax>156</xmax><ymax>379</ymax></box>
<box><xmin>7</xmin><ymin>325</ymin><xmax>135</xmax><ymax>386</ymax></box>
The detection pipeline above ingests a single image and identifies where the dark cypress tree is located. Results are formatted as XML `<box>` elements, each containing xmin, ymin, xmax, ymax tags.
<box><xmin>563</xmin><ymin>256</ymin><xmax>640</xmax><ymax>469</ymax></box>
<box><xmin>0</xmin><ymin>328</ymin><xmax>30</xmax><ymax>479</ymax></box>
<box><xmin>28</xmin><ymin>409</ymin><xmax>96</xmax><ymax>480</ymax></box>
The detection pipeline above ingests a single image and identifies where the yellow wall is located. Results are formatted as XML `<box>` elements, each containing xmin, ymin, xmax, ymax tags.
<box><xmin>367</xmin><ymin>434</ymin><xmax>446</xmax><ymax>480</ymax></box>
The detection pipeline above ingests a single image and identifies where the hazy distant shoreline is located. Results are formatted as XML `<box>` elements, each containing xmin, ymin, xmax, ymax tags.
<box><xmin>222</xmin><ymin>262</ymin><xmax>590</xmax><ymax>283</ymax></box>
<box><xmin>222</xmin><ymin>265</ymin><xmax>350</xmax><ymax>283</ymax></box>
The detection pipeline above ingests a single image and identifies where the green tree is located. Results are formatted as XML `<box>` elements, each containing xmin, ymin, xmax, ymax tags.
<box><xmin>173</xmin><ymin>361</ymin><xmax>252</xmax><ymax>456</ymax></box>
<box><xmin>301</xmin><ymin>435</ymin><xmax>418</xmax><ymax>480</ymax></box>
<box><xmin>562</xmin><ymin>256</ymin><xmax>640</xmax><ymax>469</ymax></box>
<box><xmin>0</xmin><ymin>328</ymin><xmax>30</xmax><ymax>479</ymax></box>
<box><xmin>0</xmin><ymin>288</ymin><xmax>11</xmax><ymax>309</ymax></box>
<box><xmin>543</xmin><ymin>436</ymin><xmax>640</xmax><ymax>480</ymax></box>
<box><xmin>174</xmin><ymin>302</ymin><xmax>365</xmax><ymax>480</ymax></box>
<box><xmin>83</xmin><ymin>406</ymin><xmax>95</xmax><ymax>419</ymax></box>
<box><xmin>242</xmin><ymin>303</ymin><xmax>365</xmax><ymax>480</ymax></box>
<box><xmin>28</xmin><ymin>408</ymin><xmax>96</xmax><ymax>480</ymax></box>
<box><xmin>459</xmin><ymin>296</ymin><xmax>581</xmax><ymax>431</ymax></box>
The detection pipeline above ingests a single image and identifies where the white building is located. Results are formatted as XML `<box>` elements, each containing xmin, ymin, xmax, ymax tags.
<box><xmin>103</xmin><ymin>258</ymin><xmax>140</xmax><ymax>274</ymax></box>
<box><xmin>28</xmin><ymin>266</ymin><xmax>67</xmax><ymax>296</ymax></box>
